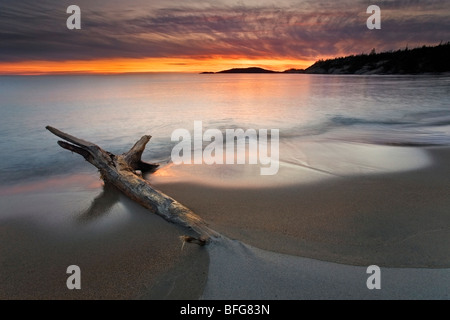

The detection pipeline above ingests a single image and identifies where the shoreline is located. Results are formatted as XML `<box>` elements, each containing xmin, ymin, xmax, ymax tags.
<box><xmin>152</xmin><ymin>146</ymin><xmax>450</xmax><ymax>268</ymax></box>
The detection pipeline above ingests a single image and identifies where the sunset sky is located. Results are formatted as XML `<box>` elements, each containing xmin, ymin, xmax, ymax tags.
<box><xmin>1</xmin><ymin>0</ymin><xmax>449</xmax><ymax>74</ymax></box>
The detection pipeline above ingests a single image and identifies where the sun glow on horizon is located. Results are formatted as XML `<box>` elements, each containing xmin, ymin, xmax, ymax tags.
<box><xmin>0</xmin><ymin>57</ymin><xmax>315</xmax><ymax>75</ymax></box>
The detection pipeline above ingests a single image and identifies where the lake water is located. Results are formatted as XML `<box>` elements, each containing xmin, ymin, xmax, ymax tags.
<box><xmin>0</xmin><ymin>73</ymin><xmax>449</xmax><ymax>189</ymax></box>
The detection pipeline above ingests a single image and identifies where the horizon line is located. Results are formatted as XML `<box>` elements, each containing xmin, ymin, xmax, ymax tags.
<box><xmin>1</xmin><ymin>43</ymin><xmax>445</xmax><ymax>76</ymax></box>
<box><xmin>0</xmin><ymin>57</ymin><xmax>315</xmax><ymax>76</ymax></box>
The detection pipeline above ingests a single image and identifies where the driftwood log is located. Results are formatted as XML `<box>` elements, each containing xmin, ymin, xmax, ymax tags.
<box><xmin>46</xmin><ymin>126</ymin><xmax>218</xmax><ymax>244</ymax></box>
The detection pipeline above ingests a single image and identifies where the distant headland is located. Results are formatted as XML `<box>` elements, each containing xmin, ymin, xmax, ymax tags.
<box><xmin>200</xmin><ymin>67</ymin><xmax>301</xmax><ymax>74</ymax></box>
<box><xmin>202</xmin><ymin>67</ymin><xmax>278</xmax><ymax>74</ymax></box>
<box><xmin>201</xmin><ymin>42</ymin><xmax>450</xmax><ymax>75</ymax></box>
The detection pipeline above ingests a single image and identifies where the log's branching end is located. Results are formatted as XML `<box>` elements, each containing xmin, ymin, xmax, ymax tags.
<box><xmin>124</xmin><ymin>135</ymin><xmax>151</xmax><ymax>161</ymax></box>
<box><xmin>123</xmin><ymin>135</ymin><xmax>159</xmax><ymax>172</ymax></box>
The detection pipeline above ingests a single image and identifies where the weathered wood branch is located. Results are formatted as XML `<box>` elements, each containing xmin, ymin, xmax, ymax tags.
<box><xmin>122</xmin><ymin>135</ymin><xmax>158</xmax><ymax>172</ymax></box>
<box><xmin>46</xmin><ymin>126</ymin><xmax>218</xmax><ymax>243</ymax></box>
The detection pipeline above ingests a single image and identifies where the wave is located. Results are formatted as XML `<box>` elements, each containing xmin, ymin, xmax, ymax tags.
<box><xmin>330</xmin><ymin>116</ymin><xmax>407</xmax><ymax>126</ymax></box>
<box><xmin>279</xmin><ymin>110</ymin><xmax>450</xmax><ymax>146</ymax></box>
<box><xmin>1</xmin><ymin>110</ymin><xmax>449</xmax><ymax>186</ymax></box>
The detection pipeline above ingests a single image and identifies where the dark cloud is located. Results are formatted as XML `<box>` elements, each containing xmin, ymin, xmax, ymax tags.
<box><xmin>0</xmin><ymin>0</ymin><xmax>448</xmax><ymax>62</ymax></box>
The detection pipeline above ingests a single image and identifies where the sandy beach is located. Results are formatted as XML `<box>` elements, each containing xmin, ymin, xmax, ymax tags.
<box><xmin>153</xmin><ymin>147</ymin><xmax>450</xmax><ymax>268</ymax></box>
<box><xmin>202</xmin><ymin>238</ymin><xmax>450</xmax><ymax>299</ymax></box>
<box><xmin>1</xmin><ymin>146</ymin><xmax>449</xmax><ymax>299</ymax></box>
<box><xmin>154</xmin><ymin>146</ymin><xmax>450</xmax><ymax>299</ymax></box>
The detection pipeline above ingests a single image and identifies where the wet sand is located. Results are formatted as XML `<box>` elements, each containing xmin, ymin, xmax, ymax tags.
<box><xmin>153</xmin><ymin>146</ymin><xmax>450</xmax><ymax>299</ymax></box>
<box><xmin>153</xmin><ymin>147</ymin><xmax>450</xmax><ymax>269</ymax></box>
<box><xmin>0</xmin><ymin>185</ymin><xmax>208</xmax><ymax>300</ymax></box>
<box><xmin>202</xmin><ymin>238</ymin><xmax>450</xmax><ymax>299</ymax></box>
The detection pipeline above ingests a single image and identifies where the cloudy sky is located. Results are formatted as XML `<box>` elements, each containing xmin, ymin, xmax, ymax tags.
<box><xmin>0</xmin><ymin>0</ymin><xmax>449</xmax><ymax>73</ymax></box>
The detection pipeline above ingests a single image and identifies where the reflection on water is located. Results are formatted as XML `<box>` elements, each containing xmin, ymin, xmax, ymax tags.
<box><xmin>149</xmin><ymin>141</ymin><xmax>431</xmax><ymax>188</ymax></box>
<box><xmin>76</xmin><ymin>183</ymin><xmax>120</xmax><ymax>223</ymax></box>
